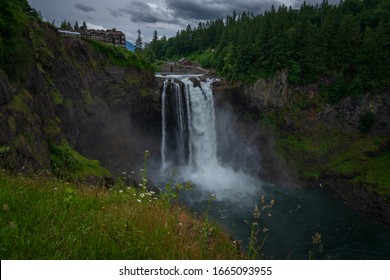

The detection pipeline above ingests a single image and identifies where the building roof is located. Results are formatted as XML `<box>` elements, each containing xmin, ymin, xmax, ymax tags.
<box><xmin>58</xmin><ymin>30</ymin><xmax>81</xmax><ymax>35</ymax></box>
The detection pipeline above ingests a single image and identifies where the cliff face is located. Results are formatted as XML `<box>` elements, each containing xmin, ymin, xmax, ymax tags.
<box><xmin>0</xmin><ymin>22</ymin><xmax>161</xmax><ymax>175</ymax></box>
<box><xmin>214</xmin><ymin>71</ymin><xmax>390</xmax><ymax>224</ymax></box>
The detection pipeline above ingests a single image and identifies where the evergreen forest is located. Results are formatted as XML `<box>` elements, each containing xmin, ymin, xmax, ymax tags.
<box><xmin>146</xmin><ymin>0</ymin><xmax>390</xmax><ymax>102</ymax></box>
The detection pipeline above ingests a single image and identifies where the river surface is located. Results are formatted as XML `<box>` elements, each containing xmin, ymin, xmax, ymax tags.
<box><xmin>180</xmin><ymin>182</ymin><xmax>390</xmax><ymax>260</ymax></box>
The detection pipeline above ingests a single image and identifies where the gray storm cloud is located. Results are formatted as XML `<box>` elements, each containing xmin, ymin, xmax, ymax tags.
<box><xmin>110</xmin><ymin>0</ymin><xmax>181</xmax><ymax>24</ymax></box>
<box><xmin>74</xmin><ymin>3</ymin><xmax>96</xmax><ymax>13</ymax></box>
<box><xmin>165</xmin><ymin>0</ymin><xmax>285</xmax><ymax>20</ymax></box>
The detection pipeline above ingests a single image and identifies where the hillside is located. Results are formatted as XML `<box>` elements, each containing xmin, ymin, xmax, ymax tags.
<box><xmin>0</xmin><ymin>0</ymin><xmax>161</xmax><ymax>176</ymax></box>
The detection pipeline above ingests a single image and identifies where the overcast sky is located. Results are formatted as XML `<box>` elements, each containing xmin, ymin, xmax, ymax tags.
<box><xmin>28</xmin><ymin>0</ymin><xmax>338</xmax><ymax>43</ymax></box>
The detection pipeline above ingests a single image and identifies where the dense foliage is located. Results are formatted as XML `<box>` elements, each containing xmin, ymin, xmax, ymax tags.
<box><xmin>146</xmin><ymin>0</ymin><xmax>390</xmax><ymax>98</ymax></box>
<box><xmin>0</xmin><ymin>0</ymin><xmax>41</xmax><ymax>80</ymax></box>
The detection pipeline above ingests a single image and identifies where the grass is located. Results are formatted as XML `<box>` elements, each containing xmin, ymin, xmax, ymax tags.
<box><xmin>0</xmin><ymin>171</ymin><xmax>241</xmax><ymax>259</ymax></box>
<box><xmin>49</xmin><ymin>140</ymin><xmax>110</xmax><ymax>180</ymax></box>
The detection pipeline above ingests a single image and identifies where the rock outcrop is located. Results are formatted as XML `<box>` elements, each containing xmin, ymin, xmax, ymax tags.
<box><xmin>0</xmin><ymin>22</ymin><xmax>161</xmax><ymax>175</ymax></box>
<box><xmin>214</xmin><ymin>70</ymin><xmax>390</xmax><ymax>224</ymax></box>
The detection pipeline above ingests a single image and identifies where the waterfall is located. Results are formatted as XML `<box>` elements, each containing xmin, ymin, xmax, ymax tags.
<box><xmin>160</xmin><ymin>80</ymin><xmax>167</xmax><ymax>171</ymax></box>
<box><xmin>158</xmin><ymin>74</ymin><xmax>259</xmax><ymax>201</ymax></box>
<box><xmin>160</xmin><ymin>75</ymin><xmax>217</xmax><ymax>172</ymax></box>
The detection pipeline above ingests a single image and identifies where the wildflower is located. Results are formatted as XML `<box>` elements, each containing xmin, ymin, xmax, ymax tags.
<box><xmin>261</xmin><ymin>195</ymin><xmax>265</xmax><ymax>204</ymax></box>
<box><xmin>119</xmin><ymin>190</ymin><xmax>124</xmax><ymax>193</ymax></box>
<box><xmin>3</xmin><ymin>204</ymin><xmax>9</xmax><ymax>211</ymax></box>
<box><xmin>122</xmin><ymin>172</ymin><xmax>127</xmax><ymax>175</ymax></box>
<box><xmin>253</xmin><ymin>205</ymin><xmax>260</xmax><ymax>219</ymax></box>
<box><xmin>178</xmin><ymin>223</ymin><xmax>183</xmax><ymax>226</ymax></box>
<box><xmin>138</xmin><ymin>183</ymin><xmax>142</xmax><ymax>187</ymax></box>
<box><xmin>131</xmin><ymin>171</ymin><xmax>135</xmax><ymax>174</ymax></box>
<box><xmin>268</xmin><ymin>213</ymin><xmax>272</xmax><ymax>217</ymax></box>
<box><xmin>263</xmin><ymin>227</ymin><xmax>269</xmax><ymax>233</ymax></box>
<box><xmin>270</xmin><ymin>199</ymin><xmax>275</xmax><ymax>207</ymax></box>
<box><xmin>312</xmin><ymin>232</ymin><xmax>322</xmax><ymax>245</ymax></box>
<box><xmin>140</xmin><ymin>193</ymin><xmax>145</xmax><ymax>198</ymax></box>
<box><xmin>140</xmin><ymin>169</ymin><xmax>144</xmax><ymax>172</ymax></box>
<box><xmin>252</xmin><ymin>222</ymin><xmax>258</xmax><ymax>226</ymax></box>
<box><xmin>142</xmin><ymin>178</ymin><xmax>147</xmax><ymax>182</ymax></box>
<box><xmin>54</xmin><ymin>188</ymin><xmax>57</xmax><ymax>191</ymax></box>
<box><xmin>149</xmin><ymin>191</ymin><xmax>155</xmax><ymax>195</ymax></box>
<box><xmin>137</xmin><ymin>199</ymin><xmax>141</xmax><ymax>203</ymax></box>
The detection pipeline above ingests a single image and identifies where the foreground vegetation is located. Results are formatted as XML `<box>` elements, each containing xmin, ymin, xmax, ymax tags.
<box><xmin>0</xmin><ymin>170</ymin><xmax>241</xmax><ymax>259</ymax></box>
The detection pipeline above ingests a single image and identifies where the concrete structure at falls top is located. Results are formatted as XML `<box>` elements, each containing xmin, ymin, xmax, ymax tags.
<box><xmin>157</xmin><ymin>74</ymin><xmax>217</xmax><ymax>173</ymax></box>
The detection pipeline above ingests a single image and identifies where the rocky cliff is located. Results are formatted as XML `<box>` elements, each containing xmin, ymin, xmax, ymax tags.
<box><xmin>0</xmin><ymin>21</ymin><xmax>161</xmax><ymax>177</ymax></box>
<box><xmin>214</xmin><ymin>70</ymin><xmax>390</xmax><ymax>224</ymax></box>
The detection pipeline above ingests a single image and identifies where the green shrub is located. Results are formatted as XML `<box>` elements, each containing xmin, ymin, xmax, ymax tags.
<box><xmin>49</xmin><ymin>140</ymin><xmax>110</xmax><ymax>179</ymax></box>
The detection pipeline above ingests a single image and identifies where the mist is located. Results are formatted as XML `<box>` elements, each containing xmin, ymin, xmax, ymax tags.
<box><xmin>154</xmin><ymin>75</ymin><xmax>264</xmax><ymax>204</ymax></box>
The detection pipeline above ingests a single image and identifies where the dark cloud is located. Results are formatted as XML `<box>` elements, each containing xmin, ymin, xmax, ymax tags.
<box><xmin>165</xmin><ymin>0</ymin><xmax>283</xmax><ymax>21</ymax></box>
<box><xmin>110</xmin><ymin>1</ymin><xmax>181</xmax><ymax>25</ymax></box>
<box><xmin>74</xmin><ymin>3</ymin><xmax>96</xmax><ymax>13</ymax></box>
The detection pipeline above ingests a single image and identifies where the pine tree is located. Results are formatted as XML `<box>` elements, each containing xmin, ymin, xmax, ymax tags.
<box><xmin>60</xmin><ymin>20</ymin><xmax>67</xmax><ymax>29</ymax></box>
<box><xmin>135</xmin><ymin>28</ymin><xmax>143</xmax><ymax>51</ymax></box>
<box><xmin>153</xmin><ymin>30</ymin><xmax>158</xmax><ymax>42</ymax></box>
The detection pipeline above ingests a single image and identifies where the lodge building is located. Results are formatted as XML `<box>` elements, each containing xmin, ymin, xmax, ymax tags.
<box><xmin>58</xmin><ymin>28</ymin><xmax>126</xmax><ymax>48</ymax></box>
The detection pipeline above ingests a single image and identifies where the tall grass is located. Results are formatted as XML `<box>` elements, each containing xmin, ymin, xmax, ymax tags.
<box><xmin>0</xmin><ymin>170</ymin><xmax>241</xmax><ymax>259</ymax></box>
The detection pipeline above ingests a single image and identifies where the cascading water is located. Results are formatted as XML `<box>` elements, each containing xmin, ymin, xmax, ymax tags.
<box><xmin>160</xmin><ymin>79</ymin><xmax>167</xmax><ymax>172</ymax></box>
<box><xmin>159</xmin><ymin>74</ymin><xmax>258</xmax><ymax>201</ymax></box>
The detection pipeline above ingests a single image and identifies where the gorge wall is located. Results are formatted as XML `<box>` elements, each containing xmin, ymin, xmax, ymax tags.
<box><xmin>213</xmin><ymin>70</ymin><xmax>390</xmax><ymax>224</ymax></box>
<box><xmin>0</xmin><ymin>21</ymin><xmax>161</xmax><ymax>176</ymax></box>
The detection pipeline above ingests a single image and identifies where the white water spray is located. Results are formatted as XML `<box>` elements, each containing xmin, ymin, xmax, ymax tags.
<box><xmin>159</xmin><ymin>74</ymin><xmax>260</xmax><ymax>201</ymax></box>
<box><xmin>160</xmin><ymin>80</ymin><xmax>167</xmax><ymax>172</ymax></box>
